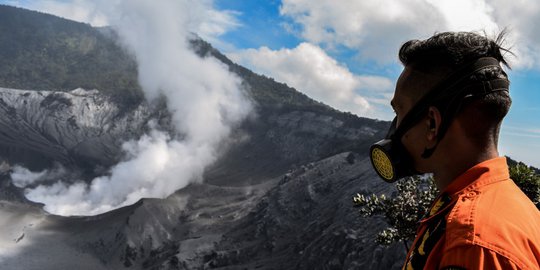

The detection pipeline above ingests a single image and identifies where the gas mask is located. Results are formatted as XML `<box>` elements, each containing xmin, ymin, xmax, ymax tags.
<box><xmin>370</xmin><ymin>57</ymin><xmax>510</xmax><ymax>182</ymax></box>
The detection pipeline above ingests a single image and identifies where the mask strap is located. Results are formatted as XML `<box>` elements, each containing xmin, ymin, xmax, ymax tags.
<box><xmin>421</xmin><ymin>80</ymin><xmax>509</xmax><ymax>158</ymax></box>
<box><xmin>392</xmin><ymin>57</ymin><xmax>509</xmax><ymax>157</ymax></box>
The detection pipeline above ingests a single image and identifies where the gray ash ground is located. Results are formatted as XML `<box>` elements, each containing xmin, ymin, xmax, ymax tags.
<box><xmin>0</xmin><ymin>153</ymin><xmax>405</xmax><ymax>269</ymax></box>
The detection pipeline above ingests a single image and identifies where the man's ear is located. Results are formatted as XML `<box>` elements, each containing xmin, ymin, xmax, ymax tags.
<box><xmin>426</xmin><ymin>106</ymin><xmax>442</xmax><ymax>142</ymax></box>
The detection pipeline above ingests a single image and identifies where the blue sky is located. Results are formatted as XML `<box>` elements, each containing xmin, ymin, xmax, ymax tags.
<box><xmin>2</xmin><ymin>0</ymin><xmax>540</xmax><ymax>168</ymax></box>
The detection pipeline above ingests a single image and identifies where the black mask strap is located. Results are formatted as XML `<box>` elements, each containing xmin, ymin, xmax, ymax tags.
<box><xmin>421</xmin><ymin>78</ymin><xmax>509</xmax><ymax>158</ymax></box>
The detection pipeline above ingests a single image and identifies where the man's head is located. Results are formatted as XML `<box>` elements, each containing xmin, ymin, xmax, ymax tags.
<box><xmin>391</xmin><ymin>31</ymin><xmax>512</xmax><ymax>178</ymax></box>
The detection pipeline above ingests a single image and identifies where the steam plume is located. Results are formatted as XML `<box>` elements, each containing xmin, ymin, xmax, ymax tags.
<box><xmin>15</xmin><ymin>0</ymin><xmax>251</xmax><ymax>216</ymax></box>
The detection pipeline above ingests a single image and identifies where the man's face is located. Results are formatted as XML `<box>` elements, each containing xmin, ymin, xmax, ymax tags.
<box><xmin>391</xmin><ymin>66</ymin><xmax>442</xmax><ymax>173</ymax></box>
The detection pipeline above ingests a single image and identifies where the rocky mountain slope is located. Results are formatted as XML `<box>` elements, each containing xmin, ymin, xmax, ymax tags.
<box><xmin>0</xmin><ymin>5</ymin><xmax>402</xmax><ymax>270</ymax></box>
<box><xmin>0</xmin><ymin>87</ymin><xmax>153</xmax><ymax>174</ymax></box>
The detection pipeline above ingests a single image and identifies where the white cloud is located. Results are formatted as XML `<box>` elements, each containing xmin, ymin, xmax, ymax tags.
<box><xmin>280</xmin><ymin>0</ymin><xmax>446</xmax><ymax>63</ymax></box>
<box><xmin>503</xmin><ymin>126</ymin><xmax>540</xmax><ymax>137</ymax></box>
<box><xmin>487</xmin><ymin>0</ymin><xmax>540</xmax><ymax>69</ymax></box>
<box><xmin>425</xmin><ymin>0</ymin><xmax>497</xmax><ymax>31</ymax></box>
<box><xmin>14</xmin><ymin>0</ymin><xmax>109</xmax><ymax>26</ymax></box>
<box><xmin>186</xmin><ymin>3</ymin><xmax>241</xmax><ymax>42</ymax></box>
<box><xmin>229</xmin><ymin>42</ymin><xmax>393</xmax><ymax>118</ymax></box>
<box><xmin>11</xmin><ymin>0</ymin><xmax>240</xmax><ymax>44</ymax></box>
<box><xmin>279</xmin><ymin>0</ymin><xmax>540</xmax><ymax>68</ymax></box>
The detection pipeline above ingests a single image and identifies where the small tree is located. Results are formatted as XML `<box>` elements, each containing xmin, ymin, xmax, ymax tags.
<box><xmin>510</xmin><ymin>162</ymin><xmax>540</xmax><ymax>208</ymax></box>
<box><xmin>353</xmin><ymin>176</ymin><xmax>438</xmax><ymax>251</ymax></box>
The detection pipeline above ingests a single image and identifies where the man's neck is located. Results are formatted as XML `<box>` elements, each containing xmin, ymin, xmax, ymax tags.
<box><xmin>433</xmin><ymin>146</ymin><xmax>499</xmax><ymax>192</ymax></box>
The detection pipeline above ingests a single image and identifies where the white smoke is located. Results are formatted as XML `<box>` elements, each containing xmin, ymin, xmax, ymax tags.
<box><xmin>11</xmin><ymin>167</ymin><xmax>47</xmax><ymax>188</ymax></box>
<box><xmin>14</xmin><ymin>0</ymin><xmax>252</xmax><ymax>216</ymax></box>
<box><xmin>11</xmin><ymin>165</ymin><xmax>67</xmax><ymax>188</ymax></box>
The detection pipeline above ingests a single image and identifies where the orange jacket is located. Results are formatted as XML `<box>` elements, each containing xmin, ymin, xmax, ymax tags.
<box><xmin>404</xmin><ymin>157</ymin><xmax>540</xmax><ymax>270</ymax></box>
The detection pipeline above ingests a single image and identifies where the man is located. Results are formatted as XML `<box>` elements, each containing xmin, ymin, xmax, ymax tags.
<box><xmin>370</xmin><ymin>32</ymin><xmax>540</xmax><ymax>269</ymax></box>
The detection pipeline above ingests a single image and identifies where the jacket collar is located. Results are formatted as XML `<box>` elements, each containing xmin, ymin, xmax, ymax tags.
<box><xmin>420</xmin><ymin>156</ymin><xmax>509</xmax><ymax>223</ymax></box>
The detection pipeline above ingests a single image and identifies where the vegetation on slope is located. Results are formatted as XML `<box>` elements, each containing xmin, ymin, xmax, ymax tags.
<box><xmin>0</xmin><ymin>5</ymin><xmax>143</xmax><ymax>106</ymax></box>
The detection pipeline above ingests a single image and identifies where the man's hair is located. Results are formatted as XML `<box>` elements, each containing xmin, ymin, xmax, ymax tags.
<box><xmin>398</xmin><ymin>31</ymin><xmax>513</xmax><ymax>146</ymax></box>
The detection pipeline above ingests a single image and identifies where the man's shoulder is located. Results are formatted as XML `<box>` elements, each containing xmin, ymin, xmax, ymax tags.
<box><xmin>446</xmin><ymin>178</ymin><xmax>540</xmax><ymax>243</ymax></box>
<box><xmin>444</xmin><ymin>178</ymin><xmax>540</xmax><ymax>268</ymax></box>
